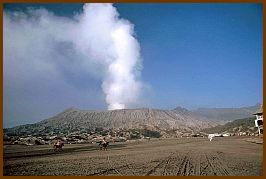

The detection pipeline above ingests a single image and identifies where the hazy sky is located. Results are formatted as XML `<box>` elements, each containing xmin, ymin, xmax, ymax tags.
<box><xmin>3</xmin><ymin>3</ymin><xmax>262</xmax><ymax>128</ymax></box>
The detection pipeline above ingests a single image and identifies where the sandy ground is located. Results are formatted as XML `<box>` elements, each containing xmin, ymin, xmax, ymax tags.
<box><xmin>3</xmin><ymin>136</ymin><xmax>263</xmax><ymax>176</ymax></box>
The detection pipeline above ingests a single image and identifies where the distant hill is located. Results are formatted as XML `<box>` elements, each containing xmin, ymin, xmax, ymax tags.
<box><xmin>4</xmin><ymin>107</ymin><xmax>216</xmax><ymax>137</ymax></box>
<box><xmin>193</xmin><ymin>104</ymin><xmax>260</xmax><ymax>123</ymax></box>
<box><xmin>201</xmin><ymin>116</ymin><xmax>257</xmax><ymax>134</ymax></box>
<box><xmin>4</xmin><ymin>104</ymin><xmax>260</xmax><ymax>138</ymax></box>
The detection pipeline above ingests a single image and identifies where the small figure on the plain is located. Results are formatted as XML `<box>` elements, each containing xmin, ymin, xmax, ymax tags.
<box><xmin>53</xmin><ymin>139</ymin><xmax>64</xmax><ymax>152</ymax></box>
<box><xmin>55</xmin><ymin>139</ymin><xmax>60</xmax><ymax>146</ymax></box>
<box><xmin>99</xmin><ymin>137</ymin><xmax>109</xmax><ymax>150</ymax></box>
<box><xmin>102</xmin><ymin>137</ymin><xmax>107</xmax><ymax>144</ymax></box>
<box><xmin>208</xmin><ymin>134</ymin><xmax>214</xmax><ymax>141</ymax></box>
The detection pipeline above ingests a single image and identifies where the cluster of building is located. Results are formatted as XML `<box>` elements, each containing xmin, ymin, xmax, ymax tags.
<box><xmin>3</xmin><ymin>129</ymin><xmax>155</xmax><ymax>146</ymax></box>
<box><xmin>253</xmin><ymin>105</ymin><xmax>263</xmax><ymax>135</ymax></box>
<box><xmin>4</xmin><ymin>133</ymin><xmax>127</xmax><ymax>146</ymax></box>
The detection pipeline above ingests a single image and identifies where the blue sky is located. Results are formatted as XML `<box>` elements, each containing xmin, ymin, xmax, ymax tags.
<box><xmin>115</xmin><ymin>3</ymin><xmax>262</xmax><ymax>109</ymax></box>
<box><xmin>3</xmin><ymin>3</ymin><xmax>262</xmax><ymax>127</ymax></box>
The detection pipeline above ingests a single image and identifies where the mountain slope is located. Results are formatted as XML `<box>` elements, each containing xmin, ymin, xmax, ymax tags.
<box><xmin>193</xmin><ymin>104</ymin><xmax>260</xmax><ymax>122</ymax></box>
<box><xmin>5</xmin><ymin>104</ymin><xmax>260</xmax><ymax>137</ymax></box>
<box><xmin>4</xmin><ymin>107</ymin><xmax>217</xmax><ymax>136</ymax></box>
<box><xmin>38</xmin><ymin>107</ymin><xmax>218</xmax><ymax>131</ymax></box>
<box><xmin>201</xmin><ymin>116</ymin><xmax>257</xmax><ymax>134</ymax></box>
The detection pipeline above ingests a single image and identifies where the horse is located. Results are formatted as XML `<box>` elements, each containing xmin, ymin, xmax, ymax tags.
<box><xmin>53</xmin><ymin>142</ymin><xmax>64</xmax><ymax>152</ymax></box>
<box><xmin>99</xmin><ymin>141</ymin><xmax>109</xmax><ymax>150</ymax></box>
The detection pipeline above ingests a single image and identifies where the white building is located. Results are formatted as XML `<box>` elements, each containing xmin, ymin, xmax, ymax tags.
<box><xmin>253</xmin><ymin>105</ymin><xmax>263</xmax><ymax>135</ymax></box>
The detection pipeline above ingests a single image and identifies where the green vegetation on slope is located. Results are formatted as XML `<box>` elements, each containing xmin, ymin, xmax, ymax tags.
<box><xmin>201</xmin><ymin>117</ymin><xmax>257</xmax><ymax>134</ymax></box>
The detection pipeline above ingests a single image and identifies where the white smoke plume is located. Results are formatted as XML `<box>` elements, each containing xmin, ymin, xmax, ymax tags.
<box><xmin>4</xmin><ymin>3</ymin><xmax>143</xmax><ymax>110</ymax></box>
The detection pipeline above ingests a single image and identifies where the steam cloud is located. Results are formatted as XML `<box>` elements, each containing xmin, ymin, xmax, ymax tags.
<box><xmin>4</xmin><ymin>3</ymin><xmax>143</xmax><ymax>110</ymax></box>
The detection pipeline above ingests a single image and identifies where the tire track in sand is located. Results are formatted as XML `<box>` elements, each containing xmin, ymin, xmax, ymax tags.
<box><xmin>145</xmin><ymin>153</ymin><xmax>175</xmax><ymax>176</ymax></box>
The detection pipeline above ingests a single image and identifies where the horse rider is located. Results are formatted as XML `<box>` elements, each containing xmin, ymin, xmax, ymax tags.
<box><xmin>102</xmin><ymin>137</ymin><xmax>107</xmax><ymax>145</ymax></box>
<box><xmin>55</xmin><ymin>139</ymin><xmax>61</xmax><ymax>146</ymax></box>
